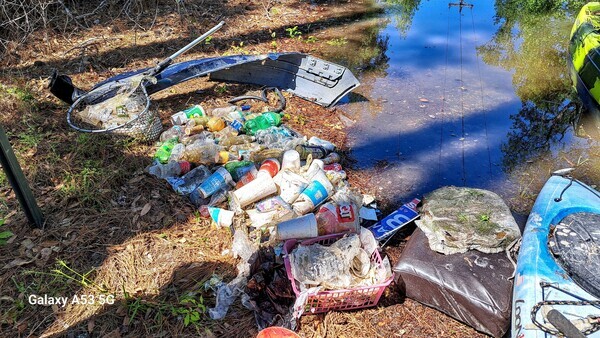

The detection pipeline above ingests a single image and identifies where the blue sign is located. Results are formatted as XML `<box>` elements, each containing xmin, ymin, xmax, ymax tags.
<box><xmin>369</xmin><ymin>198</ymin><xmax>420</xmax><ymax>241</ymax></box>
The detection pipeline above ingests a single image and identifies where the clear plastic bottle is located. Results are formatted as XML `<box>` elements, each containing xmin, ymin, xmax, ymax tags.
<box><xmin>146</xmin><ymin>161</ymin><xmax>191</xmax><ymax>179</ymax></box>
<box><xmin>210</xmin><ymin>106</ymin><xmax>238</xmax><ymax>118</ymax></box>
<box><xmin>219</xmin><ymin>135</ymin><xmax>255</xmax><ymax>147</ymax></box>
<box><xmin>214</xmin><ymin>125</ymin><xmax>239</xmax><ymax>141</ymax></box>
<box><xmin>166</xmin><ymin>165</ymin><xmax>212</xmax><ymax>195</ymax></box>
<box><xmin>181</xmin><ymin>131</ymin><xmax>214</xmax><ymax>145</ymax></box>
<box><xmin>183</xmin><ymin>141</ymin><xmax>222</xmax><ymax>165</ymax></box>
<box><xmin>159</xmin><ymin>125</ymin><xmax>185</xmax><ymax>142</ymax></box>
<box><xmin>168</xmin><ymin>143</ymin><xmax>185</xmax><ymax>162</ymax></box>
<box><xmin>184</xmin><ymin>116</ymin><xmax>209</xmax><ymax>136</ymax></box>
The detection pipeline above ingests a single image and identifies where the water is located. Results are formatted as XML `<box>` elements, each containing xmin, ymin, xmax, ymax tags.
<box><xmin>324</xmin><ymin>0</ymin><xmax>600</xmax><ymax>209</ymax></box>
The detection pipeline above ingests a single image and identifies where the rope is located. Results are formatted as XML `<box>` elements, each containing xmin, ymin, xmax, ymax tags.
<box><xmin>458</xmin><ymin>5</ymin><xmax>467</xmax><ymax>186</ymax></box>
<box><xmin>438</xmin><ymin>5</ymin><xmax>452</xmax><ymax>185</ymax></box>
<box><xmin>469</xmin><ymin>8</ymin><xmax>493</xmax><ymax>180</ymax></box>
<box><xmin>531</xmin><ymin>300</ymin><xmax>600</xmax><ymax>336</ymax></box>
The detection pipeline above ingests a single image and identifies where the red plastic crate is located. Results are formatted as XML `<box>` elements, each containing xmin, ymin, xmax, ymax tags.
<box><xmin>283</xmin><ymin>233</ymin><xmax>394</xmax><ymax>315</ymax></box>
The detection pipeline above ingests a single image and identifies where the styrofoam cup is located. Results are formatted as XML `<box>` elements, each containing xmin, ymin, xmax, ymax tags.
<box><xmin>277</xmin><ymin>213</ymin><xmax>318</xmax><ymax>240</ymax></box>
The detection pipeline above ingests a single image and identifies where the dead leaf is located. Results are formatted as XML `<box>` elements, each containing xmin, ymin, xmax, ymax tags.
<box><xmin>3</xmin><ymin>258</ymin><xmax>35</xmax><ymax>269</ymax></box>
<box><xmin>127</xmin><ymin>175</ymin><xmax>144</xmax><ymax>184</ymax></box>
<box><xmin>88</xmin><ymin>319</ymin><xmax>95</xmax><ymax>332</ymax></box>
<box><xmin>140</xmin><ymin>203</ymin><xmax>151</xmax><ymax>216</ymax></box>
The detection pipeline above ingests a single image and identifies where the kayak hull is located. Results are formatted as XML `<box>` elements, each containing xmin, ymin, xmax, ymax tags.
<box><xmin>511</xmin><ymin>175</ymin><xmax>600</xmax><ymax>337</ymax></box>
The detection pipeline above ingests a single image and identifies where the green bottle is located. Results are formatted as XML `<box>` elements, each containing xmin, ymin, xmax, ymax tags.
<box><xmin>243</xmin><ymin>112</ymin><xmax>282</xmax><ymax>135</ymax></box>
<box><xmin>154</xmin><ymin>138</ymin><xmax>179</xmax><ymax>164</ymax></box>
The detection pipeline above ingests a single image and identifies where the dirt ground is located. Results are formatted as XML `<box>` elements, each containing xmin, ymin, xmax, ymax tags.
<box><xmin>0</xmin><ymin>0</ymin><xmax>488</xmax><ymax>337</ymax></box>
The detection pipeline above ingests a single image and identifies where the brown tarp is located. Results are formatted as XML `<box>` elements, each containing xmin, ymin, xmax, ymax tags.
<box><xmin>393</xmin><ymin>229</ymin><xmax>514</xmax><ymax>337</ymax></box>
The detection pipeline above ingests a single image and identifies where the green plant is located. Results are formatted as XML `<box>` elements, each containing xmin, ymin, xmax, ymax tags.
<box><xmin>285</xmin><ymin>26</ymin><xmax>302</xmax><ymax>39</ymax></box>
<box><xmin>457</xmin><ymin>213</ymin><xmax>468</xmax><ymax>223</ymax></box>
<box><xmin>204</xmin><ymin>36</ymin><xmax>212</xmax><ymax>45</ymax></box>
<box><xmin>0</xmin><ymin>219</ymin><xmax>13</xmax><ymax>245</ymax></box>
<box><xmin>51</xmin><ymin>260</ymin><xmax>107</xmax><ymax>292</ymax></box>
<box><xmin>171</xmin><ymin>293</ymin><xmax>206</xmax><ymax>327</ymax></box>
<box><xmin>305</xmin><ymin>36</ymin><xmax>318</xmax><ymax>43</ymax></box>
<box><xmin>478</xmin><ymin>213</ymin><xmax>491</xmax><ymax>222</ymax></box>
<box><xmin>215</xmin><ymin>84</ymin><xmax>228</xmax><ymax>94</ymax></box>
<box><xmin>226</xmin><ymin>42</ymin><xmax>248</xmax><ymax>55</ymax></box>
<box><xmin>123</xmin><ymin>289</ymin><xmax>150</xmax><ymax>324</ymax></box>
<box><xmin>326</xmin><ymin>37</ymin><xmax>348</xmax><ymax>46</ymax></box>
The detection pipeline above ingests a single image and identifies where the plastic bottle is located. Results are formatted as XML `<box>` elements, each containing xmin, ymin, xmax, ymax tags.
<box><xmin>224</xmin><ymin>161</ymin><xmax>256</xmax><ymax>181</ymax></box>
<box><xmin>214</xmin><ymin>125</ymin><xmax>239</xmax><ymax>141</ymax></box>
<box><xmin>184</xmin><ymin>116</ymin><xmax>209</xmax><ymax>136</ymax></box>
<box><xmin>159</xmin><ymin>125</ymin><xmax>185</xmax><ymax>142</ymax></box>
<box><xmin>190</xmin><ymin>186</ymin><xmax>230</xmax><ymax>210</ymax></box>
<box><xmin>219</xmin><ymin>135</ymin><xmax>254</xmax><ymax>147</ymax></box>
<box><xmin>295</xmin><ymin>144</ymin><xmax>328</xmax><ymax>160</ymax></box>
<box><xmin>308</xmin><ymin>136</ymin><xmax>336</xmax><ymax>152</ymax></box>
<box><xmin>215</xmin><ymin>151</ymin><xmax>239</xmax><ymax>164</ymax></box>
<box><xmin>207</xmin><ymin>117</ymin><xmax>226</xmax><ymax>132</ymax></box>
<box><xmin>198</xmin><ymin>167</ymin><xmax>233</xmax><ymax>198</ymax></box>
<box><xmin>243</xmin><ymin>112</ymin><xmax>282</xmax><ymax>135</ymax></box>
<box><xmin>171</xmin><ymin>105</ymin><xmax>205</xmax><ymax>125</ymax></box>
<box><xmin>210</xmin><ymin>106</ymin><xmax>238</xmax><ymax>118</ymax></box>
<box><xmin>146</xmin><ymin>161</ymin><xmax>191</xmax><ymax>179</ymax></box>
<box><xmin>154</xmin><ymin>138</ymin><xmax>179</xmax><ymax>164</ymax></box>
<box><xmin>168</xmin><ymin>143</ymin><xmax>185</xmax><ymax>162</ymax></box>
<box><xmin>322</xmin><ymin>152</ymin><xmax>341</xmax><ymax>165</ymax></box>
<box><xmin>183</xmin><ymin>141</ymin><xmax>221</xmax><ymax>165</ymax></box>
<box><xmin>181</xmin><ymin>131</ymin><xmax>214</xmax><ymax>145</ymax></box>
<box><xmin>166</xmin><ymin>165</ymin><xmax>212</xmax><ymax>195</ymax></box>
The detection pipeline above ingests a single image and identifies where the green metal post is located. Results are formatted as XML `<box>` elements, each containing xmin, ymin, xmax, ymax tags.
<box><xmin>0</xmin><ymin>126</ymin><xmax>44</xmax><ymax>227</ymax></box>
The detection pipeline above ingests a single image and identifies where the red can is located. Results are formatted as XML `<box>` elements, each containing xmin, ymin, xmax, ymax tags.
<box><xmin>323</xmin><ymin>163</ymin><xmax>342</xmax><ymax>172</ymax></box>
<box><xmin>258</xmin><ymin>158</ymin><xmax>280</xmax><ymax>177</ymax></box>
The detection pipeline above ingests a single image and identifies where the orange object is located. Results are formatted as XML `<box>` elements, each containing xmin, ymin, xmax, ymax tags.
<box><xmin>207</xmin><ymin>116</ymin><xmax>225</xmax><ymax>132</ymax></box>
<box><xmin>256</xmin><ymin>327</ymin><xmax>300</xmax><ymax>338</ymax></box>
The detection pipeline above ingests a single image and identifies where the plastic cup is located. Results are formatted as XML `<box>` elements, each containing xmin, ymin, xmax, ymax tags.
<box><xmin>231</xmin><ymin>174</ymin><xmax>278</xmax><ymax>210</ymax></box>
<box><xmin>277</xmin><ymin>213</ymin><xmax>318</xmax><ymax>240</ymax></box>
<box><xmin>198</xmin><ymin>167</ymin><xmax>232</xmax><ymax>199</ymax></box>
<box><xmin>281</xmin><ymin>150</ymin><xmax>301</xmax><ymax>170</ymax></box>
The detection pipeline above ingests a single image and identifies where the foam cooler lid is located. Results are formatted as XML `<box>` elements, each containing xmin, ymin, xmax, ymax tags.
<box><xmin>393</xmin><ymin>228</ymin><xmax>514</xmax><ymax>338</ymax></box>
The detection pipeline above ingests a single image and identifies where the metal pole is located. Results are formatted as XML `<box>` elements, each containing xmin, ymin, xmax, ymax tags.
<box><xmin>0</xmin><ymin>125</ymin><xmax>44</xmax><ymax>227</ymax></box>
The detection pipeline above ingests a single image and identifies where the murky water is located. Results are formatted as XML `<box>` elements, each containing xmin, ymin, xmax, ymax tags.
<box><xmin>324</xmin><ymin>0</ymin><xmax>600</xmax><ymax>208</ymax></box>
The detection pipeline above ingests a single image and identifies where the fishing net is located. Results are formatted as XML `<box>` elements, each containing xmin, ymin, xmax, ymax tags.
<box><xmin>66</xmin><ymin>74</ymin><xmax>162</xmax><ymax>142</ymax></box>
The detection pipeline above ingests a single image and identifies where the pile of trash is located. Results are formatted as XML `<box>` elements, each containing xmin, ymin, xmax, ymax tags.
<box><xmin>145</xmin><ymin>99</ymin><xmax>394</xmax><ymax>329</ymax></box>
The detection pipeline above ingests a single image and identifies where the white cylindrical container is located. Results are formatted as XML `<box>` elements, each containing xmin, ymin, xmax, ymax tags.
<box><xmin>277</xmin><ymin>213</ymin><xmax>318</xmax><ymax>240</ymax></box>
<box><xmin>292</xmin><ymin>168</ymin><xmax>334</xmax><ymax>215</ymax></box>
<box><xmin>231</xmin><ymin>173</ymin><xmax>278</xmax><ymax>210</ymax></box>
<box><xmin>208</xmin><ymin>207</ymin><xmax>235</xmax><ymax>228</ymax></box>
<box><xmin>281</xmin><ymin>150</ymin><xmax>301</xmax><ymax>170</ymax></box>
<box><xmin>278</xmin><ymin>170</ymin><xmax>309</xmax><ymax>204</ymax></box>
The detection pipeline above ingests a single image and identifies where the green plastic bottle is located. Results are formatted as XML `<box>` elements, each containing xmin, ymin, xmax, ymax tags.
<box><xmin>154</xmin><ymin>138</ymin><xmax>179</xmax><ymax>164</ymax></box>
<box><xmin>243</xmin><ymin>112</ymin><xmax>282</xmax><ymax>135</ymax></box>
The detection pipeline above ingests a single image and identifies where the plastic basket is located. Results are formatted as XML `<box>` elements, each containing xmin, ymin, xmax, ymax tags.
<box><xmin>283</xmin><ymin>233</ymin><xmax>393</xmax><ymax>315</ymax></box>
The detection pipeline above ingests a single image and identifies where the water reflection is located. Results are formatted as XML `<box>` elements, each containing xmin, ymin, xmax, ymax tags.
<box><xmin>328</xmin><ymin>0</ymin><xmax>600</xmax><ymax>208</ymax></box>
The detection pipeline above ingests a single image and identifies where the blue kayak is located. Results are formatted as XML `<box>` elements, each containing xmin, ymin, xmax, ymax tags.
<box><xmin>512</xmin><ymin>175</ymin><xmax>600</xmax><ymax>337</ymax></box>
